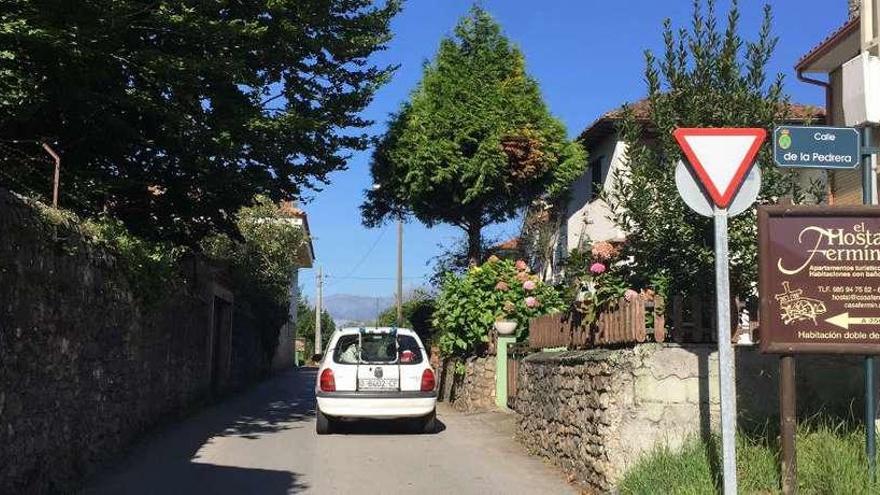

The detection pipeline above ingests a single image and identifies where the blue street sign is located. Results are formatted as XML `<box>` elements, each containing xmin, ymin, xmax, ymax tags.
<box><xmin>773</xmin><ymin>125</ymin><xmax>860</xmax><ymax>169</ymax></box>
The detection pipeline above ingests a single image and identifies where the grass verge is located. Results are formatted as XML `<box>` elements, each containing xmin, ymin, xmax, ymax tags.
<box><xmin>618</xmin><ymin>418</ymin><xmax>874</xmax><ymax>494</ymax></box>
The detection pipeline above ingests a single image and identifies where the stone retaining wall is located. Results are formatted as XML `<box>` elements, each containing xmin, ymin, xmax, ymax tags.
<box><xmin>516</xmin><ymin>343</ymin><xmax>878</xmax><ymax>492</ymax></box>
<box><xmin>0</xmin><ymin>190</ymin><xmax>268</xmax><ymax>493</ymax></box>
<box><xmin>438</xmin><ymin>355</ymin><xmax>496</xmax><ymax>412</ymax></box>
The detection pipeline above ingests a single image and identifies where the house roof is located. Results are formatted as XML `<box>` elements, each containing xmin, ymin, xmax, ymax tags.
<box><xmin>493</xmin><ymin>237</ymin><xmax>520</xmax><ymax>251</ymax></box>
<box><xmin>279</xmin><ymin>200</ymin><xmax>315</xmax><ymax>267</ymax></box>
<box><xmin>795</xmin><ymin>17</ymin><xmax>859</xmax><ymax>73</ymax></box>
<box><xmin>577</xmin><ymin>98</ymin><xmax>825</xmax><ymax>150</ymax></box>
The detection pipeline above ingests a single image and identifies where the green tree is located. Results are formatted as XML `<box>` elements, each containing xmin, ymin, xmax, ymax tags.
<box><xmin>0</xmin><ymin>0</ymin><xmax>400</xmax><ymax>246</ymax></box>
<box><xmin>295</xmin><ymin>295</ymin><xmax>336</xmax><ymax>358</ymax></box>
<box><xmin>375</xmin><ymin>289</ymin><xmax>436</xmax><ymax>343</ymax></box>
<box><xmin>606</xmin><ymin>0</ymin><xmax>823</xmax><ymax>303</ymax></box>
<box><xmin>362</xmin><ymin>6</ymin><xmax>586</xmax><ymax>265</ymax></box>
<box><xmin>202</xmin><ymin>195</ymin><xmax>309</xmax><ymax>362</ymax></box>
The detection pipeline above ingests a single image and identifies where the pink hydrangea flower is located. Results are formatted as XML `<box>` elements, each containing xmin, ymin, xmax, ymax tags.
<box><xmin>495</xmin><ymin>281</ymin><xmax>510</xmax><ymax>291</ymax></box>
<box><xmin>515</xmin><ymin>259</ymin><xmax>528</xmax><ymax>271</ymax></box>
<box><xmin>591</xmin><ymin>241</ymin><xmax>616</xmax><ymax>261</ymax></box>
<box><xmin>624</xmin><ymin>289</ymin><xmax>639</xmax><ymax>302</ymax></box>
<box><xmin>515</xmin><ymin>271</ymin><xmax>530</xmax><ymax>282</ymax></box>
<box><xmin>524</xmin><ymin>296</ymin><xmax>539</xmax><ymax>308</ymax></box>
<box><xmin>589</xmin><ymin>262</ymin><xmax>606</xmax><ymax>275</ymax></box>
<box><xmin>522</xmin><ymin>280</ymin><xmax>536</xmax><ymax>291</ymax></box>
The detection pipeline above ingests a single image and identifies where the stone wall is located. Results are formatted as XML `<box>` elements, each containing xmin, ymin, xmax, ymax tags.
<box><xmin>516</xmin><ymin>343</ymin><xmax>878</xmax><ymax>492</ymax></box>
<box><xmin>0</xmin><ymin>190</ymin><xmax>267</xmax><ymax>493</ymax></box>
<box><xmin>438</xmin><ymin>355</ymin><xmax>496</xmax><ymax>412</ymax></box>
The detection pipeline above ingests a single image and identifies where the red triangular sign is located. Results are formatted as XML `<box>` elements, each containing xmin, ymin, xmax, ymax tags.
<box><xmin>673</xmin><ymin>128</ymin><xmax>766</xmax><ymax>208</ymax></box>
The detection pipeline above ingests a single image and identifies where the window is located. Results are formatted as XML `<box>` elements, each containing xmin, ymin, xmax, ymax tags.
<box><xmin>590</xmin><ymin>156</ymin><xmax>606</xmax><ymax>200</ymax></box>
<box><xmin>397</xmin><ymin>335</ymin><xmax>424</xmax><ymax>365</ymax></box>
<box><xmin>333</xmin><ymin>333</ymin><xmax>424</xmax><ymax>365</ymax></box>
<box><xmin>333</xmin><ymin>335</ymin><xmax>360</xmax><ymax>364</ymax></box>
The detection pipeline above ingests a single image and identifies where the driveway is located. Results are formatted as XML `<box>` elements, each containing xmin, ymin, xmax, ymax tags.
<box><xmin>84</xmin><ymin>368</ymin><xmax>576</xmax><ymax>495</ymax></box>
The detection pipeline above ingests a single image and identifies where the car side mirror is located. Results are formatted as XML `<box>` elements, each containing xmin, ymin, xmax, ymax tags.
<box><xmin>312</xmin><ymin>353</ymin><xmax>323</xmax><ymax>363</ymax></box>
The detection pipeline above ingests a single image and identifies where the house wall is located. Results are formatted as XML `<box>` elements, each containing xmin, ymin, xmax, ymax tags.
<box><xmin>564</xmin><ymin>137</ymin><xmax>629</xmax><ymax>251</ymax></box>
<box><xmin>827</xmin><ymin>60</ymin><xmax>880</xmax><ymax>205</ymax></box>
<box><xmin>272</xmin><ymin>270</ymin><xmax>300</xmax><ymax>370</ymax></box>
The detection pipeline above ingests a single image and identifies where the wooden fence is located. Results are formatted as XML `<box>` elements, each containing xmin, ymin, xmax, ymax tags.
<box><xmin>528</xmin><ymin>294</ymin><xmax>666</xmax><ymax>349</ymax></box>
<box><xmin>526</xmin><ymin>295</ymin><xmax>754</xmax><ymax>350</ymax></box>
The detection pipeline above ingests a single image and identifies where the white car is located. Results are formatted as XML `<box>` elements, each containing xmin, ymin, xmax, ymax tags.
<box><xmin>314</xmin><ymin>327</ymin><xmax>437</xmax><ymax>435</ymax></box>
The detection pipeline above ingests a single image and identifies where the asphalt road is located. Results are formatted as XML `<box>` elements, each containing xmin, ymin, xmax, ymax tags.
<box><xmin>85</xmin><ymin>368</ymin><xmax>576</xmax><ymax>495</ymax></box>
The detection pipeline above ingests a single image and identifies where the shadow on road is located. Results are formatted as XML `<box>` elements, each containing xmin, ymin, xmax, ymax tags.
<box><xmin>330</xmin><ymin>418</ymin><xmax>447</xmax><ymax>436</ymax></box>
<box><xmin>84</xmin><ymin>368</ymin><xmax>318</xmax><ymax>494</ymax></box>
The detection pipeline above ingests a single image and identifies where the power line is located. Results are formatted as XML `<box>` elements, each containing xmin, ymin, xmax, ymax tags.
<box><xmin>322</xmin><ymin>224</ymin><xmax>389</xmax><ymax>287</ymax></box>
<box><xmin>325</xmin><ymin>274</ymin><xmax>428</xmax><ymax>281</ymax></box>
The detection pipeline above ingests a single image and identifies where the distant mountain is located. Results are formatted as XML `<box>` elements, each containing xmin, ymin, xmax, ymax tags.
<box><xmin>322</xmin><ymin>293</ymin><xmax>394</xmax><ymax>326</ymax></box>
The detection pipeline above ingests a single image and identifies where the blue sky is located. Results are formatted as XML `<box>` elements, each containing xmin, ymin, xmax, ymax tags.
<box><xmin>300</xmin><ymin>0</ymin><xmax>847</xmax><ymax>302</ymax></box>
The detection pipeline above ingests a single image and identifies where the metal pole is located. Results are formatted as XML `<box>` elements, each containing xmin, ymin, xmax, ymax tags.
<box><xmin>41</xmin><ymin>143</ymin><xmax>60</xmax><ymax>208</ymax></box>
<box><xmin>863</xmin><ymin>125</ymin><xmax>876</xmax><ymax>483</ymax></box>
<box><xmin>290</xmin><ymin>269</ymin><xmax>298</xmax><ymax>367</ymax></box>
<box><xmin>714</xmin><ymin>208</ymin><xmax>738</xmax><ymax>494</ymax></box>
<box><xmin>396</xmin><ymin>217</ymin><xmax>403</xmax><ymax>327</ymax></box>
<box><xmin>315</xmin><ymin>266</ymin><xmax>323</xmax><ymax>356</ymax></box>
<box><xmin>780</xmin><ymin>355</ymin><xmax>798</xmax><ymax>495</ymax></box>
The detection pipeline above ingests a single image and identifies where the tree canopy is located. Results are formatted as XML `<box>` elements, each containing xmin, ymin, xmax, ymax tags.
<box><xmin>362</xmin><ymin>6</ymin><xmax>585</xmax><ymax>264</ymax></box>
<box><xmin>0</xmin><ymin>0</ymin><xmax>400</xmax><ymax>245</ymax></box>
<box><xmin>606</xmin><ymin>0</ymin><xmax>823</xmax><ymax>302</ymax></box>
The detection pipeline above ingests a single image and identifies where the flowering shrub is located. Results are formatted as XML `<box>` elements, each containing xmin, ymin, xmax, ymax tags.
<box><xmin>433</xmin><ymin>258</ymin><xmax>564</xmax><ymax>357</ymax></box>
<box><xmin>561</xmin><ymin>242</ymin><xmax>635</xmax><ymax>324</ymax></box>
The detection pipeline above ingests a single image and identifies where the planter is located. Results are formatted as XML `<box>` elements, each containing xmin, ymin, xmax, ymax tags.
<box><xmin>494</xmin><ymin>320</ymin><xmax>518</xmax><ymax>335</ymax></box>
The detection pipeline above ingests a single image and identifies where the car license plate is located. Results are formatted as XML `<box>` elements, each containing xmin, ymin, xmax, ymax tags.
<box><xmin>358</xmin><ymin>378</ymin><xmax>399</xmax><ymax>390</ymax></box>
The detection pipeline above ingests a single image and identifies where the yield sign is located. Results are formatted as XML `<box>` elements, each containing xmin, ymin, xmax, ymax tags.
<box><xmin>673</xmin><ymin>128</ymin><xmax>767</xmax><ymax>208</ymax></box>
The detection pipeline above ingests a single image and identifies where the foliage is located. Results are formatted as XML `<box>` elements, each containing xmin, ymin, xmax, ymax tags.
<box><xmin>295</xmin><ymin>295</ymin><xmax>336</xmax><ymax>358</ymax></box>
<box><xmin>202</xmin><ymin>195</ymin><xmax>309</xmax><ymax>362</ymax></box>
<box><xmin>605</xmin><ymin>0</ymin><xmax>823</xmax><ymax>303</ymax></box>
<box><xmin>1</xmin><ymin>0</ymin><xmax>401</xmax><ymax>246</ymax></box>
<box><xmin>83</xmin><ymin>216</ymin><xmax>185</xmax><ymax>305</ymax></box>
<box><xmin>33</xmin><ymin>199</ymin><xmax>184</xmax><ymax>306</ymax></box>
<box><xmin>618</xmin><ymin>419</ymin><xmax>872</xmax><ymax>494</ymax></box>
<box><xmin>428</xmin><ymin>234</ymin><xmax>499</xmax><ymax>287</ymax></box>
<box><xmin>433</xmin><ymin>257</ymin><xmax>564</xmax><ymax>357</ymax></box>
<box><xmin>376</xmin><ymin>289</ymin><xmax>437</xmax><ymax>344</ymax></box>
<box><xmin>362</xmin><ymin>6</ymin><xmax>586</xmax><ymax>264</ymax></box>
<box><xmin>559</xmin><ymin>242</ymin><xmax>635</xmax><ymax>325</ymax></box>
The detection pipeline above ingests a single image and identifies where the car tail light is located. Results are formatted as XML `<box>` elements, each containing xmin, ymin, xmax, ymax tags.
<box><xmin>319</xmin><ymin>368</ymin><xmax>336</xmax><ymax>392</ymax></box>
<box><xmin>420</xmin><ymin>368</ymin><xmax>436</xmax><ymax>392</ymax></box>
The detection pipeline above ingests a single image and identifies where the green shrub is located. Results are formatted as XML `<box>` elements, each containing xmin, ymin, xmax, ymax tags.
<box><xmin>433</xmin><ymin>257</ymin><xmax>564</xmax><ymax>357</ymax></box>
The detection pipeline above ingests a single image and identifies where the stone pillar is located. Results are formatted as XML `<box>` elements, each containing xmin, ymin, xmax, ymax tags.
<box><xmin>495</xmin><ymin>334</ymin><xmax>516</xmax><ymax>409</ymax></box>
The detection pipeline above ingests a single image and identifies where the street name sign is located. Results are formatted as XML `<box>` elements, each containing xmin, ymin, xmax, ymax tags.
<box><xmin>673</xmin><ymin>128</ymin><xmax>766</xmax><ymax>208</ymax></box>
<box><xmin>773</xmin><ymin>125</ymin><xmax>860</xmax><ymax>169</ymax></box>
<box><xmin>759</xmin><ymin>206</ymin><xmax>880</xmax><ymax>355</ymax></box>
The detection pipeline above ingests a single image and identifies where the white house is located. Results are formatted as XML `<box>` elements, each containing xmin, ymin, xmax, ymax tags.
<box><xmin>522</xmin><ymin>98</ymin><xmax>824</xmax><ymax>281</ymax></box>
<box><xmin>271</xmin><ymin>202</ymin><xmax>315</xmax><ymax>370</ymax></box>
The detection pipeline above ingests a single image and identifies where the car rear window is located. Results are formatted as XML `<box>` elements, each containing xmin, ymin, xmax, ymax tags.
<box><xmin>332</xmin><ymin>333</ymin><xmax>424</xmax><ymax>365</ymax></box>
<box><xmin>397</xmin><ymin>335</ymin><xmax>423</xmax><ymax>365</ymax></box>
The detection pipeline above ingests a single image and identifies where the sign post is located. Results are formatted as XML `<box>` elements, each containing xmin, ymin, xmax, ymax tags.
<box><xmin>769</xmin><ymin>123</ymin><xmax>879</xmax><ymax>486</ymax></box>
<box><xmin>861</xmin><ymin>126</ymin><xmax>876</xmax><ymax>483</ymax></box>
<box><xmin>674</xmin><ymin>127</ymin><xmax>767</xmax><ymax>495</ymax></box>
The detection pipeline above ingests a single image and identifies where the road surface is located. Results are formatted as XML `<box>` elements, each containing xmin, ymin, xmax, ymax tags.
<box><xmin>85</xmin><ymin>368</ymin><xmax>576</xmax><ymax>495</ymax></box>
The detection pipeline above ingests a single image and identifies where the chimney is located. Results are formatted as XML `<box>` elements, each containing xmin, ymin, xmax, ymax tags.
<box><xmin>849</xmin><ymin>0</ymin><xmax>861</xmax><ymax>19</ymax></box>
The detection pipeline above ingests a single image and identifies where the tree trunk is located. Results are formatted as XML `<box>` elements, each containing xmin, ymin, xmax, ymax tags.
<box><xmin>466</xmin><ymin>221</ymin><xmax>482</xmax><ymax>266</ymax></box>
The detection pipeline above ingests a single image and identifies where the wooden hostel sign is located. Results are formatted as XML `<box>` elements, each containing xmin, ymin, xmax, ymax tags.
<box><xmin>759</xmin><ymin>206</ymin><xmax>880</xmax><ymax>354</ymax></box>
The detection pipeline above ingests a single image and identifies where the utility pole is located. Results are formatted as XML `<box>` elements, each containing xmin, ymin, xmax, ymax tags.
<box><xmin>315</xmin><ymin>266</ymin><xmax>323</xmax><ymax>356</ymax></box>
<box><xmin>396</xmin><ymin>217</ymin><xmax>403</xmax><ymax>326</ymax></box>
